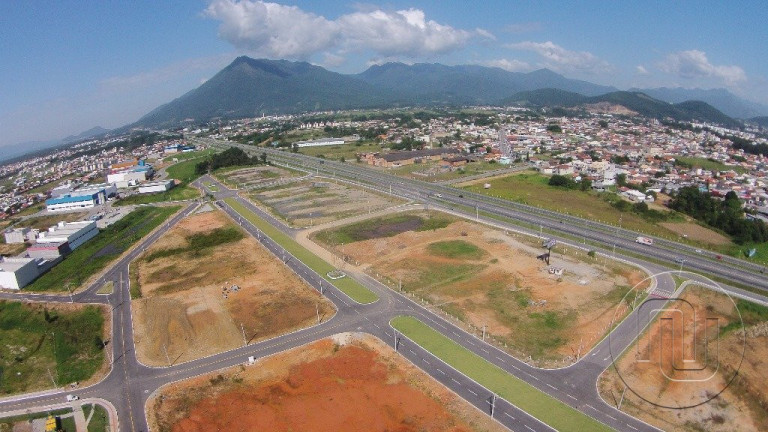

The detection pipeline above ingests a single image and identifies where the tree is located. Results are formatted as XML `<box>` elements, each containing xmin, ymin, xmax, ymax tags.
<box><xmin>548</xmin><ymin>175</ymin><xmax>577</xmax><ymax>189</ymax></box>
<box><xmin>260</xmin><ymin>152</ymin><xmax>267</xmax><ymax>164</ymax></box>
<box><xmin>616</xmin><ymin>173</ymin><xmax>627</xmax><ymax>187</ymax></box>
<box><xmin>579</xmin><ymin>178</ymin><xmax>592</xmax><ymax>191</ymax></box>
<box><xmin>291</xmin><ymin>143</ymin><xmax>299</xmax><ymax>153</ymax></box>
<box><xmin>546</xmin><ymin>124</ymin><xmax>562</xmax><ymax>133</ymax></box>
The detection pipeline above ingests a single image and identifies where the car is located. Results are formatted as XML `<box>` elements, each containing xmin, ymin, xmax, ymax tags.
<box><xmin>674</xmin><ymin>258</ymin><xmax>685</xmax><ymax>264</ymax></box>
<box><xmin>695</xmin><ymin>249</ymin><xmax>703</xmax><ymax>254</ymax></box>
<box><xmin>434</xmin><ymin>193</ymin><xmax>443</xmax><ymax>198</ymax></box>
<box><xmin>66</xmin><ymin>394</ymin><xmax>79</xmax><ymax>402</ymax></box>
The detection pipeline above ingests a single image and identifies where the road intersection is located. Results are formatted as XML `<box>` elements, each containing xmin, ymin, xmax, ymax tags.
<box><xmin>1</xmin><ymin>165</ymin><xmax>765</xmax><ymax>431</ymax></box>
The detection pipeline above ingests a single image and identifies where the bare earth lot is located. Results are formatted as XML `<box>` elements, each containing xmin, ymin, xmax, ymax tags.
<box><xmin>659</xmin><ymin>221</ymin><xmax>732</xmax><ymax>246</ymax></box>
<box><xmin>599</xmin><ymin>286</ymin><xmax>768</xmax><ymax>431</ymax></box>
<box><xmin>251</xmin><ymin>179</ymin><xmax>403</xmax><ymax>227</ymax></box>
<box><xmin>147</xmin><ymin>334</ymin><xmax>505</xmax><ymax>432</ymax></box>
<box><xmin>316</xmin><ymin>211</ymin><xmax>645</xmax><ymax>367</ymax></box>
<box><xmin>132</xmin><ymin>210</ymin><xmax>334</xmax><ymax>366</ymax></box>
<box><xmin>215</xmin><ymin>166</ymin><xmax>297</xmax><ymax>190</ymax></box>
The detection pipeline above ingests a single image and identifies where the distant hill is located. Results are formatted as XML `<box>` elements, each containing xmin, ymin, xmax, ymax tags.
<box><xmin>633</xmin><ymin>87</ymin><xmax>768</xmax><ymax>119</ymax></box>
<box><xmin>134</xmin><ymin>57</ymin><xmax>395</xmax><ymax>128</ymax></box>
<box><xmin>500</xmin><ymin>88</ymin><xmax>588</xmax><ymax>107</ymax></box>
<box><xmin>501</xmin><ymin>89</ymin><xmax>741</xmax><ymax>127</ymax></box>
<box><xmin>749</xmin><ymin>116</ymin><xmax>768</xmax><ymax>128</ymax></box>
<box><xmin>62</xmin><ymin>126</ymin><xmax>111</xmax><ymax>144</ymax></box>
<box><xmin>129</xmin><ymin>56</ymin><xmax>741</xmax><ymax>129</ymax></box>
<box><xmin>354</xmin><ymin>62</ymin><xmax>615</xmax><ymax>104</ymax></box>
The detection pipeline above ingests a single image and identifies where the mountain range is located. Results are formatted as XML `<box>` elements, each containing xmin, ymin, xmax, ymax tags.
<box><xmin>132</xmin><ymin>57</ymin><xmax>766</xmax><ymax>130</ymax></box>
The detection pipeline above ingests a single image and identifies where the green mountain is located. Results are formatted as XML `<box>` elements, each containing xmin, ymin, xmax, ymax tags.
<box><xmin>134</xmin><ymin>57</ymin><xmax>394</xmax><ymax>127</ymax></box>
<box><xmin>131</xmin><ymin>57</ymin><xmax>740</xmax><ymax>129</ymax></box>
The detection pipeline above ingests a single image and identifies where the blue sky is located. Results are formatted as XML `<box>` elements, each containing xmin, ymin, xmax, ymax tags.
<box><xmin>1</xmin><ymin>0</ymin><xmax>766</xmax><ymax>149</ymax></box>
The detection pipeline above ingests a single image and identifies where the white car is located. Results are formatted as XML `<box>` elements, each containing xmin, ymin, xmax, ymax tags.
<box><xmin>66</xmin><ymin>394</ymin><xmax>79</xmax><ymax>402</ymax></box>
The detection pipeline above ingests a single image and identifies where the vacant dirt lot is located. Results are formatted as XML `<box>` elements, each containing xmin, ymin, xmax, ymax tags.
<box><xmin>147</xmin><ymin>334</ymin><xmax>505</xmax><ymax>432</ymax></box>
<box><xmin>599</xmin><ymin>286</ymin><xmax>768</xmax><ymax>431</ymax></box>
<box><xmin>251</xmin><ymin>179</ymin><xmax>402</xmax><ymax>227</ymax></box>
<box><xmin>132</xmin><ymin>210</ymin><xmax>334</xmax><ymax>366</ymax></box>
<box><xmin>319</xmin><ymin>211</ymin><xmax>645</xmax><ymax>367</ymax></box>
<box><xmin>215</xmin><ymin>166</ymin><xmax>297</xmax><ymax>190</ymax></box>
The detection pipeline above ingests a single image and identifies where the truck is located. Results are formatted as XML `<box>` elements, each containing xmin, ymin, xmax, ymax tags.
<box><xmin>635</xmin><ymin>236</ymin><xmax>653</xmax><ymax>246</ymax></box>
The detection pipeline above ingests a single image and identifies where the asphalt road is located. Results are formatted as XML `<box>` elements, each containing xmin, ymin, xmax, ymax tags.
<box><xmin>1</xmin><ymin>170</ymin><xmax>765</xmax><ymax>432</ymax></box>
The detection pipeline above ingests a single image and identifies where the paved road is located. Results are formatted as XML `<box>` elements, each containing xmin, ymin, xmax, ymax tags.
<box><xmin>1</xmin><ymin>171</ymin><xmax>765</xmax><ymax>432</ymax></box>
<box><xmin>206</xmin><ymin>140</ymin><xmax>768</xmax><ymax>292</ymax></box>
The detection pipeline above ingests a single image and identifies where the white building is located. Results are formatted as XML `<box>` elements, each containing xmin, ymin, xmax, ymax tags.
<box><xmin>37</xmin><ymin>221</ymin><xmax>98</xmax><ymax>251</ymax></box>
<box><xmin>0</xmin><ymin>257</ymin><xmax>42</xmax><ymax>290</ymax></box>
<box><xmin>3</xmin><ymin>227</ymin><xmax>31</xmax><ymax>244</ymax></box>
<box><xmin>293</xmin><ymin>138</ymin><xmax>345</xmax><ymax>148</ymax></box>
<box><xmin>44</xmin><ymin>185</ymin><xmax>115</xmax><ymax>212</ymax></box>
<box><xmin>138</xmin><ymin>180</ymin><xmax>175</xmax><ymax>194</ymax></box>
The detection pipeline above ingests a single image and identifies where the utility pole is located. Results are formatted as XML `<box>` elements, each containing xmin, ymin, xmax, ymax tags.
<box><xmin>476</xmin><ymin>205</ymin><xmax>479</xmax><ymax>222</ymax></box>
<box><xmin>394</xmin><ymin>331</ymin><xmax>399</xmax><ymax>351</ymax></box>
<box><xmin>490</xmin><ymin>394</ymin><xmax>497</xmax><ymax>418</ymax></box>
<box><xmin>316</xmin><ymin>303</ymin><xmax>320</xmax><ymax>324</ymax></box>
<box><xmin>482</xmin><ymin>325</ymin><xmax>487</xmax><ymax>342</ymax></box>
<box><xmin>67</xmin><ymin>283</ymin><xmax>74</xmax><ymax>303</ymax></box>
<box><xmin>241</xmin><ymin>323</ymin><xmax>247</xmax><ymax>346</ymax></box>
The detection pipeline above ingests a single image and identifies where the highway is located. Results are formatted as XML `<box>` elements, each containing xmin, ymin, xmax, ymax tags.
<box><xmin>203</xmin><ymin>140</ymin><xmax>768</xmax><ymax>296</ymax></box>
<box><xmin>1</xmin><ymin>164</ymin><xmax>765</xmax><ymax>431</ymax></box>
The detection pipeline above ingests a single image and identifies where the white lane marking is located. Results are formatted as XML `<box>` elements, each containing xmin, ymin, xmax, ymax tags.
<box><xmin>481</xmin><ymin>348</ymin><xmax>490</xmax><ymax>354</ymax></box>
<box><xmin>451</xmin><ymin>378</ymin><xmax>461</xmax><ymax>385</ymax></box>
<box><xmin>585</xmin><ymin>404</ymin><xmax>596</xmax><ymax>410</ymax></box>
<box><xmin>606</xmin><ymin>414</ymin><xmax>617</xmax><ymax>421</ymax></box>
<box><xmin>504</xmin><ymin>412</ymin><xmax>515</xmax><ymax>420</ymax></box>
<box><xmin>423</xmin><ymin>359</ymin><xmax>430</xmax><ymax>365</ymax></box>
<box><xmin>525</xmin><ymin>426</ymin><xmax>535</xmax><ymax>432</ymax></box>
<box><xmin>468</xmin><ymin>389</ymin><xmax>478</xmax><ymax>396</ymax></box>
<box><xmin>437</xmin><ymin>369</ymin><xmax>445</xmax><ymax>375</ymax></box>
<box><xmin>627</xmin><ymin>424</ymin><xmax>638</xmax><ymax>430</ymax></box>
<box><xmin>546</xmin><ymin>383</ymin><xmax>558</xmax><ymax>391</ymax></box>
<box><xmin>373</xmin><ymin>324</ymin><xmax>381</xmax><ymax>329</ymax></box>
<box><xmin>496</xmin><ymin>356</ymin><xmax>504</xmax><ymax>362</ymax></box>
<box><xmin>527</xmin><ymin>373</ymin><xmax>540</xmax><ymax>381</ymax></box>
<box><xmin>566</xmin><ymin>394</ymin><xmax>577</xmax><ymax>401</ymax></box>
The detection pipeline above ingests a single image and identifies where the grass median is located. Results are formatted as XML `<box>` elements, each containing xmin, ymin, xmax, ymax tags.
<box><xmin>224</xmin><ymin>197</ymin><xmax>378</xmax><ymax>304</ymax></box>
<box><xmin>391</xmin><ymin>315</ymin><xmax>613</xmax><ymax>432</ymax></box>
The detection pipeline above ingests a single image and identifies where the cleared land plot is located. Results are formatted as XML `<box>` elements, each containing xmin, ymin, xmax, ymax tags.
<box><xmin>315</xmin><ymin>211</ymin><xmax>645</xmax><ymax>366</ymax></box>
<box><xmin>214</xmin><ymin>165</ymin><xmax>298</xmax><ymax>191</ymax></box>
<box><xmin>148</xmin><ymin>334</ymin><xmax>505</xmax><ymax>432</ymax></box>
<box><xmin>297</xmin><ymin>141</ymin><xmax>385</xmax><ymax>161</ymax></box>
<box><xmin>1</xmin><ymin>408</ymin><xmax>73</xmax><ymax>431</ymax></box>
<box><xmin>390</xmin><ymin>160</ymin><xmax>512</xmax><ymax>182</ymax></box>
<box><xmin>25</xmin><ymin>206</ymin><xmax>179</xmax><ymax>292</ymax></box>
<box><xmin>224</xmin><ymin>198</ymin><xmax>378</xmax><ymax>304</ymax></box>
<box><xmin>392</xmin><ymin>316</ymin><xmax>612</xmax><ymax>432</ymax></box>
<box><xmin>599</xmin><ymin>286</ymin><xmax>768</xmax><ymax>431</ymax></box>
<box><xmin>132</xmin><ymin>210</ymin><xmax>334</xmax><ymax>366</ymax></box>
<box><xmin>0</xmin><ymin>241</ymin><xmax>26</xmax><ymax>257</ymax></box>
<box><xmin>251</xmin><ymin>178</ymin><xmax>403</xmax><ymax>227</ymax></box>
<box><xmin>0</xmin><ymin>302</ymin><xmax>107</xmax><ymax>395</ymax></box>
<box><xmin>463</xmin><ymin>172</ymin><xmax>683</xmax><ymax>240</ymax></box>
<box><xmin>659</xmin><ymin>221</ymin><xmax>732</xmax><ymax>246</ymax></box>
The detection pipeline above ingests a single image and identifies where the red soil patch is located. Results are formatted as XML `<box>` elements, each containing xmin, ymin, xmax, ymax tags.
<box><xmin>150</xmin><ymin>335</ymin><xmax>503</xmax><ymax>432</ymax></box>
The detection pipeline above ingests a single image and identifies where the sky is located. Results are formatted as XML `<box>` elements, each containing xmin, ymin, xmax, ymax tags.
<box><xmin>1</xmin><ymin>0</ymin><xmax>767</xmax><ymax>150</ymax></box>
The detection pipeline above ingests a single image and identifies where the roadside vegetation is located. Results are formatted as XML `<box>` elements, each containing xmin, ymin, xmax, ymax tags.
<box><xmin>0</xmin><ymin>302</ymin><xmax>105</xmax><ymax>395</ymax></box>
<box><xmin>26</xmin><ymin>206</ymin><xmax>179</xmax><ymax>292</ymax></box>
<box><xmin>224</xmin><ymin>198</ymin><xmax>378</xmax><ymax>304</ymax></box>
<box><xmin>391</xmin><ymin>316</ymin><xmax>612</xmax><ymax>432</ymax></box>
<box><xmin>143</xmin><ymin>226</ymin><xmax>244</xmax><ymax>263</ymax></box>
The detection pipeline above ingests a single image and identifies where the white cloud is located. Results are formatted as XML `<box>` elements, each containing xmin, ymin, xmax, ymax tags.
<box><xmin>204</xmin><ymin>0</ymin><xmax>480</xmax><ymax>60</ymax></box>
<box><xmin>658</xmin><ymin>50</ymin><xmax>746</xmax><ymax>86</ymax></box>
<box><xmin>481</xmin><ymin>59</ymin><xmax>532</xmax><ymax>72</ymax></box>
<box><xmin>636</xmin><ymin>65</ymin><xmax>649</xmax><ymax>75</ymax></box>
<box><xmin>506</xmin><ymin>41</ymin><xmax>612</xmax><ymax>74</ymax></box>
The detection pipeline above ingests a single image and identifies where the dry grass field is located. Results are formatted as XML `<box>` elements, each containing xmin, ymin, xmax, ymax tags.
<box><xmin>314</xmin><ymin>211</ymin><xmax>646</xmax><ymax>367</ymax></box>
<box><xmin>147</xmin><ymin>334</ymin><xmax>506</xmax><ymax>432</ymax></box>
<box><xmin>132</xmin><ymin>210</ymin><xmax>334</xmax><ymax>366</ymax></box>
<box><xmin>599</xmin><ymin>286</ymin><xmax>768</xmax><ymax>431</ymax></box>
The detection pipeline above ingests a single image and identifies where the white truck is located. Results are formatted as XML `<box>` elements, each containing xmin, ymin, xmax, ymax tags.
<box><xmin>635</xmin><ymin>236</ymin><xmax>653</xmax><ymax>246</ymax></box>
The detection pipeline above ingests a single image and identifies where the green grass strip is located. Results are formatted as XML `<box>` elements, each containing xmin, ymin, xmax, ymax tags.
<box><xmin>391</xmin><ymin>316</ymin><xmax>613</xmax><ymax>432</ymax></box>
<box><xmin>224</xmin><ymin>198</ymin><xmax>378</xmax><ymax>304</ymax></box>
